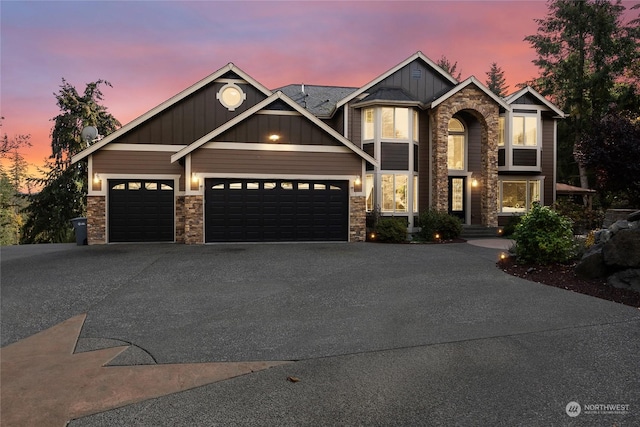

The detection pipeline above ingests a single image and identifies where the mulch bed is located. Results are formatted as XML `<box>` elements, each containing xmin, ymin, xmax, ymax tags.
<box><xmin>497</xmin><ymin>257</ymin><xmax>640</xmax><ymax>308</ymax></box>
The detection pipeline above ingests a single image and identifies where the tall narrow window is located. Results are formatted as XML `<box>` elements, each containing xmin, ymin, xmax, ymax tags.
<box><xmin>364</xmin><ymin>108</ymin><xmax>374</xmax><ymax>140</ymax></box>
<box><xmin>413</xmin><ymin>175</ymin><xmax>418</xmax><ymax>213</ymax></box>
<box><xmin>366</xmin><ymin>174</ymin><xmax>374</xmax><ymax>212</ymax></box>
<box><xmin>447</xmin><ymin>118</ymin><xmax>465</xmax><ymax>170</ymax></box>
<box><xmin>413</xmin><ymin>110</ymin><xmax>419</xmax><ymax>142</ymax></box>
<box><xmin>498</xmin><ymin>116</ymin><xmax>505</xmax><ymax>146</ymax></box>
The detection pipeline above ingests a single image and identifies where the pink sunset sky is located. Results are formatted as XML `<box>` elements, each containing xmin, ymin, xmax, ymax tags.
<box><xmin>2</xmin><ymin>0</ymin><xmax>638</xmax><ymax>177</ymax></box>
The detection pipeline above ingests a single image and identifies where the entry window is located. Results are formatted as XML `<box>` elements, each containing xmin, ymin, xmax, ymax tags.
<box><xmin>512</xmin><ymin>116</ymin><xmax>538</xmax><ymax>146</ymax></box>
<box><xmin>382</xmin><ymin>107</ymin><xmax>409</xmax><ymax>139</ymax></box>
<box><xmin>451</xmin><ymin>178</ymin><xmax>464</xmax><ymax>211</ymax></box>
<box><xmin>499</xmin><ymin>179</ymin><xmax>541</xmax><ymax>213</ymax></box>
<box><xmin>448</xmin><ymin>118</ymin><xmax>465</xmax><ymax>170</ymax></box>
<box><xmin>381</xmin><ymin>174</ymin><xmax>408</xmax><ymax>213</ymax></box>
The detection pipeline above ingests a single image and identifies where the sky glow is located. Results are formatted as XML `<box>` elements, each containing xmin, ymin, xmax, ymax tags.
<box><xmin>1</xmin><ymin>0</ymin><xmax>638</xmax><ymax>175</ymax></box>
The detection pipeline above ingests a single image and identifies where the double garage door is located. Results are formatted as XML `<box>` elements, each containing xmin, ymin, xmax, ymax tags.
<box><xmin>205</xmin><ymin>178</ymin><xmax>349</xmax><ymax>242</ymax></box>
<box><xmin>108</xmin><ymin>178</ymin><xmax>349</xmax><ymax>243</ymax></box>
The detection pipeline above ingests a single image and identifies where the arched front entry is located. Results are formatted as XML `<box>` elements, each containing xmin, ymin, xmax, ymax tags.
<box><xmin>430</xmin><ymin>85</ymin><xmax>500</xmax><ymax>227</ymax></box>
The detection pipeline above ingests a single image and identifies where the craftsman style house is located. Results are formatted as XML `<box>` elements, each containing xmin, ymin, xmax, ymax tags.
<box><xmin>72</xmin><ymin>52</ymin><xmax>564</xmax><ymax>244</ymax></box>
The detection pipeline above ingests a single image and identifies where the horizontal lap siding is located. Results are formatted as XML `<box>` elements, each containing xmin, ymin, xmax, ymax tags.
<box><xmin>192</xmin><ymin>149</ymin><xmax>361</xmax><ymax>176</ymax></box>
<box><xmin>92</xmin><ymin>150</ymin><xmax>185</xmax><ymax>190</ymax></box>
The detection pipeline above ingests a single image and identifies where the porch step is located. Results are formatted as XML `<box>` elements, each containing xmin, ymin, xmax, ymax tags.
<box><xmin>460</xmin><ymin>226</ymin><xmax>503</xmax><ymax>239</ymax></box>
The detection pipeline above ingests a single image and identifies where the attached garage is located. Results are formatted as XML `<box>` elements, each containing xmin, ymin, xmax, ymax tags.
<box><xmin>108</xmin><ymin>179</ymin><xmax>174</xmax><ymax>242</ymax></box>
<box><xmin>205</xmin><ymin>178</ymin><xmax>348</xmax><ymax>242</ymax></box>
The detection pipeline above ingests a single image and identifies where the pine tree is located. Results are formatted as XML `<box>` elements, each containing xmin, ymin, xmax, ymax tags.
<box><xmin>436</xmin><ymin>55</ymin><xmax>462</xmax><ymax>80</ymax></box>
<box><xmin>525</xmin><ymin>0</ymin><xmax>639</xmax><ymax>196</ymax></box>
<box><xmin>485</xmin><ymin>62</ymin><xmax>508</xmax><ymax>97</ymax></box>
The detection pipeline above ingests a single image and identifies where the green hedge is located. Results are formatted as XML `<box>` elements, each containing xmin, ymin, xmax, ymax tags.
<box><xmin>417</xmin><ymin>209</ymin><xmax>462</xmax><ymax>241</ymax></box>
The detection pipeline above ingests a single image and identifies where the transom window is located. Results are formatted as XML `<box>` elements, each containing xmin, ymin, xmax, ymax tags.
<box><xmin>512</xmin><ymin>116</ymin><xmax>538</xmax><ymax>146</ymax></box>
<box><xmin>499</xmin><ymin>179</ymin><xmax>541</xmax><ymax>213</ymax></box>
<box><xmin>448</xmin><ymin>118</ymin><xmax>465</xmax><ymax>170</ymax></box>
<box><xmin>498</xmin><ymin>117</ymin><xmax>505</xmax><ymax>146</ymax></box>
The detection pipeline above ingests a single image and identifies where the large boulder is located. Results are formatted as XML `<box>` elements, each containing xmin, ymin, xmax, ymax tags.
<box><xmin>575</xmin><ymin>244</ymin><xmax>607</xmax><ymax>279</ymax></box>
<box><xmin>602</xmin><ymin>228</ymin><xmax>640</xmax><ymax>268</ymax></box>
<box><xmin>608</xmin><ymin>269</ymin><xmax>640</xmax><ymax>292</ymax></box>
<box><xmin>628</xmin><ymin>210</ymin><xmax>640</xmax><ymax>222</ymax></box>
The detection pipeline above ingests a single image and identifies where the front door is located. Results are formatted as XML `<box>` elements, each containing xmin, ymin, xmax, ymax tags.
<box><xmin>448</xmin><ymin>177</ymin><xmax>466</xmax><ymax>222</ymax></box>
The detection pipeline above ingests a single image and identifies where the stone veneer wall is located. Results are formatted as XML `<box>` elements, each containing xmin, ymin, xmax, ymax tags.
<box><xmin>430</xmin><ymin>86</ymin><xmax>499</xmax><ymax>227</ymax></box>
<box><xmin>87</xmin><ymin>196</ymin><xmax>106</xmax><ymax>244</ymax></box>
<box><xmin>175</xmin><ymin>196</ymin><xmax>185</xmax><ymax>243</ymax></box>
<box><xmin>184</xmin><ymin>195</ymin><xmax>204</xmax><ymax>244</ymax></box>
<box><xmin>349</xmin><ymin>196</ymin><xmax>366</xmax><ymax>242</ymax></box>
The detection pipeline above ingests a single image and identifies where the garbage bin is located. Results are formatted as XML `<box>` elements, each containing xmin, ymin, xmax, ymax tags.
<box><xmin>70</xmin><ymin>217</ymin><xmax>88</xmax><ymax>245</ymax></box>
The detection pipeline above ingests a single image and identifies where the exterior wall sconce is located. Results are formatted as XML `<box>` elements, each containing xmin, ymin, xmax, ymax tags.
<box><xmin>471</xmin><ymin>178</ymin><xmax>479</xmax><ymax>188</ymax></box>
<box><xmin>93</xmin><ymin>173</ymin><xmax>100</xmax><ymax>183</ymax></box>
<box><xmin>269</xmin><ymin>134</ymin><xmax>280</xmax><ymax>142</ymax></box>
<box><xmin>191</xmin><ymin>173</ymin><xmax>199</xmax><ymax>184</ymax></box>
<box><xmin>355</xmin><ymin>176</ymin><xmax>362</xmax><ymax>185</ymax></box>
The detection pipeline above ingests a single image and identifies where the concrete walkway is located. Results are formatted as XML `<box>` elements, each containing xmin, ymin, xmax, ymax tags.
<box><xmin>1</xmin><ymin>242</ymin><xmax>638</xmax><ymax>426</ymax></box>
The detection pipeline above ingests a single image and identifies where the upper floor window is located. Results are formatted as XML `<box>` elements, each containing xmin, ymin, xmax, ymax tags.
<box><xmin>413</xmin><ymin>110</ymin><xmax>419</xmax><ymax>142</ymax></box>
<box><xmin>448</xmin><ymin>118</ymin><xmax>465</xmax><ymax>170</ymax></box>
<box><xmin>382</xmin><ymin>107</ymin><xmax>409</xmax><ymax>139</ymax></box>
<box><xmin>364</xmin><ymin>108</ymin><xmax>374</xmax><ymax>140</ymax></box>
<box><xmin>512</xmin><ymin>116</ymin><xmax>538</xmax><ymax>146</ymax></box>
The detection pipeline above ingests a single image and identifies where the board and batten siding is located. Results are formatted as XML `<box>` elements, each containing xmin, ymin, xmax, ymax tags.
<box><xmin>92</xmin><ymin>150</ymin><xmax>185</xmax><ymax>190</ymax></box>
<box><xmin>215</xmin><ymin>114</ymin><xmax>343</xmax><ymax>146</ymax></box>
<box><xmin>116</xmin><ymin>82</ymin><xmax>268</xmax><ymax>145</ymax></box>
<box><xmin>541</xmin><ymin>115</ymin><xmax>555</xmax><ymax>205</ymax></box>
<box><xmin>191</xmin><ymin>148</ymin><xmax>362</xmax><ymax>176</ymax></box>
<box><xmin>369</xmin><ymin>59</ymin><xmax>455</xmax><ymax>104</ymax></box>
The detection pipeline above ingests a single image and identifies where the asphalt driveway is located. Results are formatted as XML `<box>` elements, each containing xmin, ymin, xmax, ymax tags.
<box><xmin>1</xmin><ymin>242</ymin><xmax>639</xmax><ymax>425</ymax></box>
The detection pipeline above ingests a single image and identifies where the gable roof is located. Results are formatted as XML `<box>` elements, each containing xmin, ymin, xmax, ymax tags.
<box><xmin>429</xmin><ymin>76</ymin><xmax>511</xmax><ymax>111</ymax></box>
<box><xmin>505</xmin><ymin>86</ymin><xmax>566</xmax><ymax>117</ymax></box>
<box><xmin>170</xmin><ymin>91</ymin><xmax>378</xmax><ymax>167</ymax></box>
<box><xmin>335</xmin><ymin>51</ymin><xmax>459</xmax><ymax>109</ymax></box>
<box><xmin>72</xmin><ymin>63</ymin><xmax>273</xmax><ymax>164</ymax></box>
<box><xmin>277</xmin><ymin>84</ymin><xmax>358</xmax><ymax>118</ymax></box>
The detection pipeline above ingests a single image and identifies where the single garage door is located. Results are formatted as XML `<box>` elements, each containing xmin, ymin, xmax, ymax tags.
<box><xmin>108</xmin><ymin>179</ymin><xmax>174</xmax><ymax>242</ymax></box>
<box><xmin>205</xmin><ymin>179</ymin><xmax>348</xmax><ymax>242</ymax></box>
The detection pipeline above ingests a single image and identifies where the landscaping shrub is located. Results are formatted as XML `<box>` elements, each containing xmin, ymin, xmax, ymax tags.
<box><xmin>375</xmin><ymin>217</ymin><xmax>407</xmax><ymax>243</ymax></box>
<box><xmin>512</xmin><ymin>202</ymin><xmax>575</xmax><ymax>264</ymax></box>
<box><xmin>502</xmin><ymin>214</ymin><xmax>522</xmax><ymax>237</ymax></box>
<box><xmin>417</xmin><ymin>209</ymin><xmax>462</xmax><ymax>241</ymax></box>
<box><xmin>553</xmin><ymin>199</ymin><xmax>604</xmax><ymax>234</ymax></box>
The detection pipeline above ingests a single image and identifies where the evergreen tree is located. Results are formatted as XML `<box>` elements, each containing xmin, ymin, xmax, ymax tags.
<box><xmin>436</xmin><ymin>55</ymin><xmax>462</xmax><ymax>80</ymax></box>
<box><xmin>22</xmin><ymin>79</ymin><xmax>120</xmax><ymax>243</ymax></box>
<box><xmin>0</xmin><ymin>131</ymin><xmax>31</xmax><ymax>245</ymax></box>
<box><xmin>485</xmin><ymin>62</ymin><xmax>508</xmax><ymax>97</ymax></box>
<box><xmin>525</xmin><ymin>0</ymin><xmax>639</xmax><ymax>195</ymax></box>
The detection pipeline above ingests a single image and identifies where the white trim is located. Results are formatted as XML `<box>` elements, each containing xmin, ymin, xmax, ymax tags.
<box><xmin>200</xmin><ymin>142</ymin><xmax>351</xmax><ymax>153</ymax></box>
<box><xmin>101</xmin><ymin>144</ymin><xmax>187</xmax><ymax>152</ymax></box>
<box><xmin>336</xmin><ymin>51</ymin><xmax>458</xmax><ymax>109</ymax></box>
<box><xmin>71</xmin><ymin>62</ymin><xmax>273</xmax><ymax>164</ymax></box>
<box><xmin>429</xmin><ymin>76</ymin><xmax>511</xmax><ymax>111</ymax></box>
<box><xmin>505</xmin><ymin>86</ymin><xmax>565</xmax><ymax>118</ymax></box>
